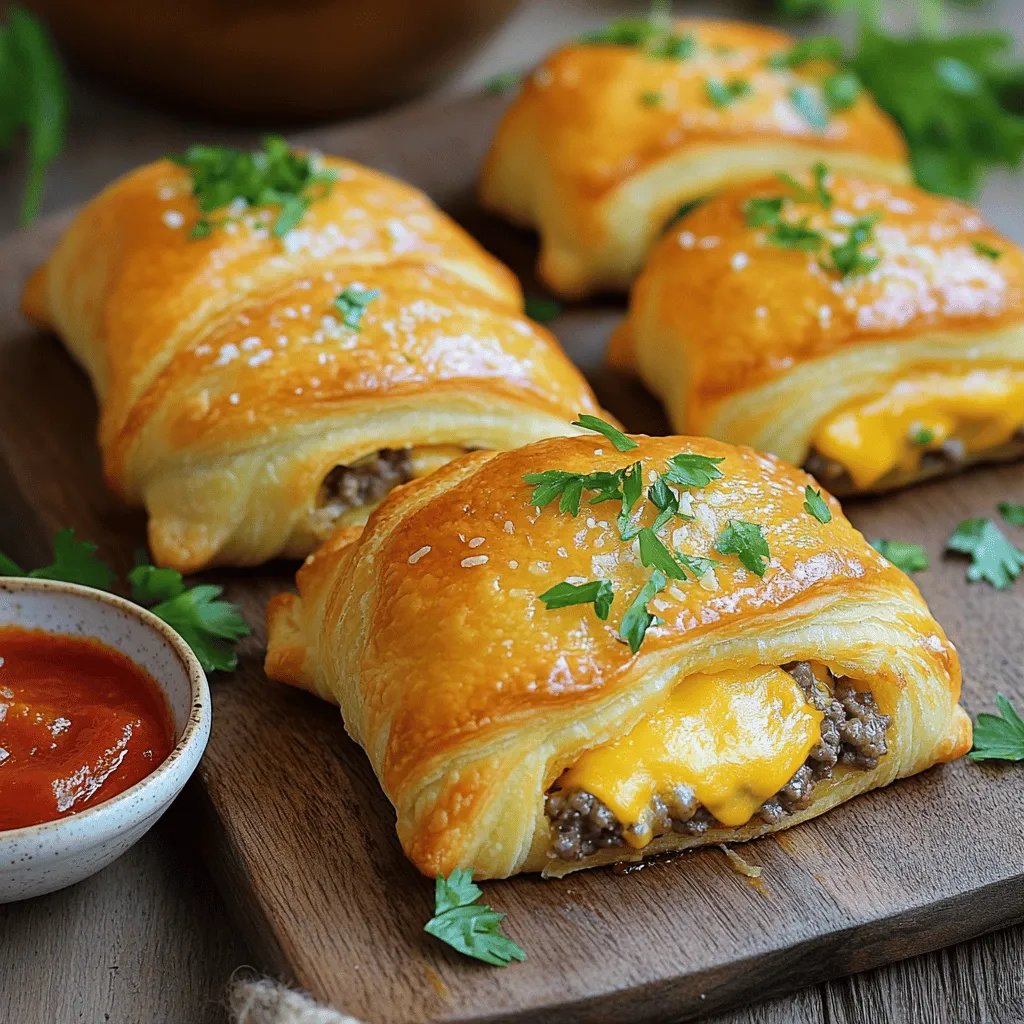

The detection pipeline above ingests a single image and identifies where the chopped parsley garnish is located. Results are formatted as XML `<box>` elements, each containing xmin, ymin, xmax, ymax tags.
<box><xmin>789</xmin><ymin>85</ymin><xmax>830</xmax><ymax>131</ymax></box>
<box><xmin>620</xmin><ymin>570</ymin><xmax>667</xmax><ymax>653</ymax></box>
<box><xmin>823</xmin><ymin>70</ymin><xmax>862</xmax><ymax>111</ymax></box>
<box><xmin>617</xmin><ymin>461</ymin><xmax>645</xmax><ymax>537</ymax></box>
<box><xmin>803</xmin><ymin>486</ymin><xmax>832</xmax><ymax>524</ymax></box>
<box><xmin>999</xmin><ymin>502</ymin><xmax>1024</xmax><ymax>527</ymax></box>
<box><xmin>170</xmin><ymin>135</ymin><xmax>337</xmax><ymax>240</ymax></box>
<box><xmin>539</xmin><ymin>579</ymin><xmax>615</xmax><ymax>620</ymax></box>
<box><xmin>523</xmin><ymin>469</ymin><xmax>623</xmax><ymax>511</ymax></box>
<box><xmin>663</xmin><ymin>452</ymin><xmax>725</xmax><ymax>488</ymax></box>
<box><xmin>648</xmin><ymin>475</ymin><xmax>692</xmax><ymax>532</ymax></box>
<box><xmin>968</xmin><ymin>694</ymin><xmax>1024</xmax><ymax>762</ymax></box>
<box><xmin>676</xmin><ymin>553</ymin><xmax>720</xmax><ymax>579</ymax></box>
<box><xmin>1</xmin><ymin>5</ymin><xmax>69</xmax><ymax>226</ymax></box>
<box><xmin>910</xmin><ymin>425</ymin><xmax>936</xmax><ymax>445</ymax></box>
<box><xmin>972</xmin><ymin>240</ymin><xmax>1002</xmax><ymax>260</ymax></box>
<box><xmin>640</xmin><ymin>90</ymin><xmax>663</xmax><ymax>107</ymax></box>
<box><xmin>744</xmin><ymin>196</ymin><xmax>785</xmax><ymax>228</ymax></box>
<box><xmin>0</xmin><ymin>528</ymin><xmax>115</xmax><ymax>590</ymax></box>
<box><xmin>649</xmin><ymin>32</ymin><xmax>696</xmax><ymax>61</ymax></box>
<box><xmin>714</xmin><ymin>521</ymin><xmax>771</xmax><ymax>576</ymax></box>
<box><xmin>333</xmin><ymin>285</ymin><xmax>380</xmax><ymax>332</ymax></box>
<box><xmin>578</xmin><ymin>12</ymin><xmax>694</xmax><ymax>62</ymax></box>
<box><xmin>524</xmin><ymin>296</ymin><xmax>563</xmax><ymax>323</ymax></box>
<box><xmin>767</xmin><ymin>217</ymin><xmax>824</xmax><ymax>251</ymax></box>
<box><xmin>485</xmin><ymin>70</ymin><xmax>523</xmax><ymax>95</ymax></box>
<box><xmin>947</xmin><ymin>518</ymin><xmax>1023</xmax><ymax>590</ymax></box>
<box><xmin>706</xmin><ymin>78</ymin><xmax>752</xmax><ymax>108</ymax></box>
<box><xmin>664</xmin><ymin>197</ymin><xmax>705</xmax><ymax>230</ymax></box>
<box><xmin>424</xmin><ymin>868</ymin><xmax>525</xmax><ymax>967</ymax></box>
<box><xmin>572</xmin><ymin>414</ymin><xmax>638</xmax><ymax>452</ymax></box>
<box><xmin>771</xmin><ymin>4</ymin><xmax>1024</xmax><ymax>200</ymax></box>
<box><xmin>871</xmin><ymin>538</ymin><xmax>929</xmax><ymax>575</ymax></box>
<box><xmin>0</xmin><ymin>532</ymin><xmax>250</xmax><ymax>672</ymax></box>
<box><xmin>638</xmin><ymin>528</ymin><xmax>687</xmax><ymax>581</ymax></box>
<box><xmin>825</xmin><ymin>212</ymin><xmax>881</xmax><ymax>278</ymax></box>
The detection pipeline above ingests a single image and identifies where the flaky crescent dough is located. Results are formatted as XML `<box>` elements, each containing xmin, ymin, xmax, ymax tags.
<box><xmin>21</xmin><ymin>154</ymin><xmax>602</xmax><ymax>571</ymax></box>
<box><xmin>609</xmin><ymin>173</ymin><xmax>1024</xmax><ymax>492</ymax></box>
<box><xmin>480</xmin><ymin>18</ymin><xmax>910</xmax><ymax>297</ymax></box>
<box><xmin>265</xmin><ymin>434</ymin><xmax>970</xmax><ymax>879</ymax></box>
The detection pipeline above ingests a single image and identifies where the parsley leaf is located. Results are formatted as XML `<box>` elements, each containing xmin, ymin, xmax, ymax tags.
<box><xmin>1</xmin><ymin>6</ymin><xmax>69</xmax><ymax>226</ymax></box>
<box><xmin>766</xmin><ymin>217</ymin><xmax>824</xmax><ymax>251</ymax></box>
<box><xmin>910</xmin><ymin>425</ymin><xmax>936</xmax><ymax>445</ymax></box>
<box><xmin>706</xmin><ymin>78</ymin><xmax>752</xmax><ymax>108</ymax></box>
<box><xmin>620</xmin><ymin>570</ymin><xmax>667</xmax><ymax>654</ymax></box>
<box><xmin>0</xmin><ymin>528</ymin><xmax>117</xmax><ymax>590</ymax></box>
<box><xmin>825</xmin><ymin>212</ymin><xmax>881</xmax><ymax>277</ymax></box>
<box><xmin>947</xmin><ymin>518</ymin><xmax>1024</xmax><ymax>590</ymax></box>
<box><xmin>485</xmin><ymin>70</ymin><xmax>523</xmax><ymax>95</ymax></box>
<box><xmin>664</xmin><ymin>452</ymin><xmax>725</xmax><ymax>488</ymax></box>
<box><xmin>539</xmin><ymin>579</ymin><xmax>615</xmax><ymax>620</ymax></box>
<box><xmin>676</xmin><ymin>553</ymin><xmax>720</xmax><ymax>579</ymax></box>
<box><xmin>572</xmin><ymin>414</ymin><xmax>638</xmax><ymax>452</ymax></box>
<box><xmin>999</xmin><ymin>502</ymin><xmax>1024</xmax><ymax>527</ymax></box>
<box><xmin>972</xmin><ymin>240</ymin><xmax>1002</xmax><ymax>260</ymax></box>
<box><xmin>640</xmin><ymin>90</ymin><xmax>663</xmax><ymax>107</ymax></box>
<box><xmin>136</xmin><ymin>575</ymin><xmax>251</xmax><ymax>673</ymax></box>
<box><xmin>424</xmin><ymin>868</ymin><xmax>525</xmax><ymax>967</ymax></box>
<box><xmin>803</xmin><ymin>486</ymin><xmax>833</xmax><ymax>523</ymax></box>
<box><xmin>637</xmin><ymin>528</ymin><xmax>687</xmax><ymax>581</ymax></box>
<box><xmin>790</xmin><ymin>85</ymin><xmax>830</xmax><ymax>130</ymax></box>
<box><xmin>524</xmin><ymin>297</ymin><xmax>562</xmax><ymax>323</ymax></box>
<box><xmin>769</xmin><ymin>36</ymin><xmax>845</xmax><ymax>69</ymax></box>
<box><xmin>523</xmin><ymin>468</ymin><xmax>625</xmax><ymax>512</ymax></box>
<box><xmin>559</xmin><ymin>477</ymin><xmax>584</xmax><ymax>516</ymax></box>
<box><xmin>664</xmin><ymin>197</ymin><xmax>705</xmax><ymax>230</ymax></box>
<box><xmin>823</xmin><ymin>70</ymin><xmax>862</xmax><ymax>111</ymax></box>
<box><xmin>744</xmin><ymin>196</ymin><xmax>785</xmax><ymax>228</ymax></box>
<box><xmin>715</xmin><ymin>521</ymin><xmax>771</xmax><ymax>576</ymax></box>
<box><xmin>523</xmin><ymin>470</ymin><xmax>579</xmax><ymax>509</ymax></box>
<box><xmin>648</xmin><ymin>475</ymin><xmax>692</xmax><ymax>532</ymax></box>
<box><xmin>333</xmin><ymin>285</ymin><xmax>380</xmax><ymax>332</ymax></box>
<box><xmin>968</xmin><ymin>693</ymin><xmax>1024</xmax><ymax>761</ymax></box>
<box><xmin>171</xmin><ymin>135</ymin><xmax>337</xmax><ymax>239</ymax></box>
<box><xmin>871</xmin><ymin>538</ymin><xmax>930</xmax><ymax>574</ymax></box>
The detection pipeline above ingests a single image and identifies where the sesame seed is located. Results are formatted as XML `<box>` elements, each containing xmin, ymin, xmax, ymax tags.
<box><xmin>731</xmin><ymin>252</ymin><xmax>749</xmax><ymax>270</ymax></box>
<box><xmin>461</xmin><ymin>555</ymin><xmax>489</xmax><ymax>567</ymax></box>
<box><xmin>162</xmin><ymin>210</ymin><xmax>184</xmax><ymax>229</ymax></box>
<box><xmin>468</xmin><ymin>537</ymin><xmax>485</xmax><ymax>549</ymax></box>
<box><xmin>593</xmin><ymin>448</ymin><xmax>604</xmax><ymax>455</ymax></box>
<box><xmin>228</xmin><ymin>393</ymin><xmax>240</xmax><ymax>405</ymax></box>
<box><xmin>408</xmin><ymin>545</ymin><xmax>431</xmax><ymax>564</ymax></box>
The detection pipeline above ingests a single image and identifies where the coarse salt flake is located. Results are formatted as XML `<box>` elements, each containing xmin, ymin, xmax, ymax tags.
<box><xmin>408</xmin><ymin>545</ymin><xmax>431</xmax><ymax>564</ymax></box>
<box><xmin>461</xmin><ymin>555</ymin><xmax>489</xmax><ymax>567</ymax></box>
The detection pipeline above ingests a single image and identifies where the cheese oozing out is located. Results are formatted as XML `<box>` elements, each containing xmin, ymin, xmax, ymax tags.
<box><xmin>811</xmin><ymin>367</ymin><xmax>1024</xmax><ymax>489</ymax></box>
<box><xmin>557</xmin><ymin>665</ymin><xmax>824</xmax><ymax>849</ymax></box>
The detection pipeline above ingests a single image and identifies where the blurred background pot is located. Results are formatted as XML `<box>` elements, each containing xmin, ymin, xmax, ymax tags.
<box><xmin>21</xmin><ymin>0</ymin><xmax>522</xmax><ymax>121</ymax></box>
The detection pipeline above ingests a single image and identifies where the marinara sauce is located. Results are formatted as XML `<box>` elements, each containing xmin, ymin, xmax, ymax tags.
<box><xmin>0</xmin><ymin>626</ymin><xmax>176</xmax><ymax>831</ymax></box>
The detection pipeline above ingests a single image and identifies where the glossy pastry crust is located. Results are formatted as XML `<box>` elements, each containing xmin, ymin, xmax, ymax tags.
<box><xmin>609</xmin><ymin>172</ymin><xmax>1024</xmax><ymax>492</ymax></box>
<box><xmin>265</xmin><ymin>433</ymin><xmax>970</xmax><ymax>879</ymax></box>
<box><xmin>480</xmin><ymin>18</ymin><xmax>910</xmax><ymax>297</ymax></box>
<box><xmin>21</xmin><ymin>155</ymin><xmax>602</xmax><ymax>571</ymax></box>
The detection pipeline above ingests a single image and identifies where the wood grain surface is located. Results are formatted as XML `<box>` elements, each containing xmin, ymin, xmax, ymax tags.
<box><xmin>1</xmin><ymin>91</ymin><xmax>1024</xmax><ymax>1024</ymax></box>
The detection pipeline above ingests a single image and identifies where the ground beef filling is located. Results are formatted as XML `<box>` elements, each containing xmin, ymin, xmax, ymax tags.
<box><xmin>316</xmin><ymin>449</ymin><xmax>414</xmax><ymax>520</ymax></box>
<box><xmin>545</xmin><ymin>662</ymin><xmax>891</xmax><ymax>861</ymax></box>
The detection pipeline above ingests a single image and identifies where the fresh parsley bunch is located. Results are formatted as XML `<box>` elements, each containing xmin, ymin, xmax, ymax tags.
<box><xmin>772</xmin><ymin>0</ymin><xmax>1024</xmax><ymax>198</ymax></box>
<box><xmin>0</xmin><ymin>529</ymin><xmax>250</xmax><ymax>672</ymax></box>
<box><xmin>0</xmin><ymin>5</ymin><xmax>68</xmax><ymax>225</ymax></box>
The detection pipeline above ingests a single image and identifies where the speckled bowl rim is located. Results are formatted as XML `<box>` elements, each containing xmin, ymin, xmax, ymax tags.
<box><xmin>0</xmin><ymin>576</ymin><xmax>210</xmax><ymax>842</ymax></box>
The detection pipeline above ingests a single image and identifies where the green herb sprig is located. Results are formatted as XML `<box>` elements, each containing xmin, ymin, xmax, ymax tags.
<box><xmin>0</xmin><ymin>6</ymin><xmax>68</xmax><ymax>226</ymax></box>
<box><xmin>969</xmin><ymin>694</ymin><xmax>1024</xmax><ymax>761</ymax></box>
<box><xmin>947</xmin><ymin>518</ymin><xmax>1024</xmax><ymax>590</ymax></box>
<box><xmin>0</xmin><ymin>531</ymin><xmax>250</xmax><ymax>672</ymax></box>
<box><xmin>171</xmin><ymin>135</ymin><xmax>337</xmax><ymax>241</ymax></box>
<box><xmin>424</xmin><ymin>868</ymin><xmax>525</xmax><ymax>967</ymax></box>
<box><xmin>804</xmin><ymin>486</ymin><xmax>832</xmax><ymax>523</ymax></box>
<box><xmin>333</xmin><ymin>285</ymin><xmax>380</xmax><ymax>332</ymax></box>
<box><xmin>714</xmin><ymin>521</ymin><xmax>771</xmax><ymax>576</ymax></box>
<box><xmin>871</xmin><ymin>538</ymin><xmax>930</xmax><ymax>575</ymax></box>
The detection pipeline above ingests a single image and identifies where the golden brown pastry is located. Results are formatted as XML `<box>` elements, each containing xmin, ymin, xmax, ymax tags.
<box><xmin>266</xmin><ymin>427</ymin><xmax>971</xmax><ymax>879</ymax></box>
<box><xmin>610</xmin><ymin>169</ymin><xmax>1024</xmax><ymax>495</ymax></box>
<box><xmin>480</xmin><ymin>17</ymin><xmax>910</xmax><ymax>298</ymax></box>
<box><xmin>21</xmin><ymin>140</ymin><xmax>603</xmax><ymax>572</ymax></box>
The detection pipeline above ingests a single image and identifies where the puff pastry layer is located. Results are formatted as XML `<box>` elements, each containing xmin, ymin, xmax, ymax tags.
<box><xmin>480</xmin><ymin>18</ymin><xmax>910</xmax><ymax>297</ymax></box>
<box><xmin>22</xmin><ymin>152</ymin><xmax>601</xmax><ymax>571</ymax></box>
<box><xmin>266</xmin><ymin>432</ymin><xmax>970</xmax><ymax>879</ymax></box>
<box><xmin>610</xmin><ymin>171</ymin><xmax>1024</xmax><ymax>493</ymax></box>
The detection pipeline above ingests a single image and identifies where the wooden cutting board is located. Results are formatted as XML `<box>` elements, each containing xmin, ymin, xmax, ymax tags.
<box><xmin>1</xmin><ymin>92</ymin><xmax>1023</xmax><ymax>1024</ymax></box>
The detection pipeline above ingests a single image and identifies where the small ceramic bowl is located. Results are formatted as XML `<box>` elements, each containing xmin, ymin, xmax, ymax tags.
<box><xmin>0</xmin><ymin>577</ymin><xmax>210</xmax><ymax>902</ymax></box>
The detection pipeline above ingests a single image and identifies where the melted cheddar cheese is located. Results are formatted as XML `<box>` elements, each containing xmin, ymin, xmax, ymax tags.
<box><xmin>558</xmin><ymin>666</ymin><xmax>823</xmax><ymax>848</ymax></box>
<box><xmin>812</xmin><ymin>368</ymin><xmax>1024</xmax><ymax>489</ymax></box>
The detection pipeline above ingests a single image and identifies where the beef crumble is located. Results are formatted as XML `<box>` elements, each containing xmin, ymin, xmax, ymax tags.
<box><xmin>546</xmin><ymin>662</ymin><xmax>891</xmax><ymax>860</ymax></box>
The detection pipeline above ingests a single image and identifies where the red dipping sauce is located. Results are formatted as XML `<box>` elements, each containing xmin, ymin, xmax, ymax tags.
<box><xmin>0</xmin><ymin>626</ymin><xmax>176</xmax><ymax>831</ymax></box>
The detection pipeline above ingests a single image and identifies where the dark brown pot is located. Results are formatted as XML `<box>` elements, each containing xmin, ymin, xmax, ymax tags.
<box><xmin>25</xmin><ymin>0</ymin><xmax>521</xmax><ymax>121</ymax></box>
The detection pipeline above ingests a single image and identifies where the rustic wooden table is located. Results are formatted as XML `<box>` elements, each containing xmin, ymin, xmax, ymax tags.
<box><xmin>2</xmin><ymin>1</ymin><xmax>1024</xmax><ymax>1021</ymax></box>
